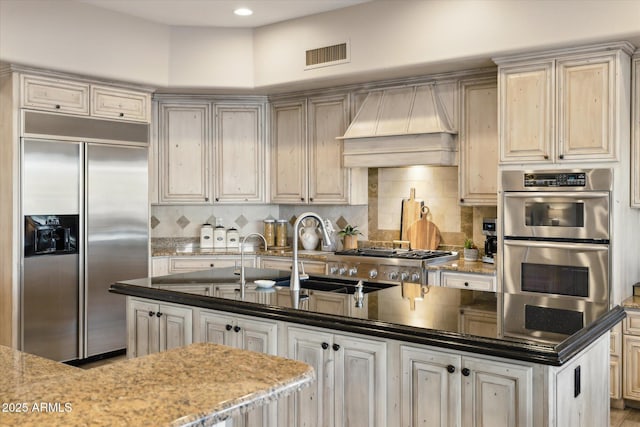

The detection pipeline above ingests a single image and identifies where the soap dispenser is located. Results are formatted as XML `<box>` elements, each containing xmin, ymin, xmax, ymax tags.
<box><xmin>213</xmin><ymin>218</ymin><xmax>227</xmax><ymax>249</ymax></box>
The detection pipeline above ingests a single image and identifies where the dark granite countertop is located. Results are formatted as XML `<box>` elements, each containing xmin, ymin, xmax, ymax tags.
<box><xmin>111</xmin><ymin>267</ymin><xmax>624</xmax><ymax>366</ymax></box>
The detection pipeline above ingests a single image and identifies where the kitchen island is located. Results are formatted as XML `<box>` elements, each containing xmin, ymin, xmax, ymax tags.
<box><xmin>111</xmin><ymin>266</ymin><xmax>622</xmax><ymax>426</ymax></box>
<box><xmin>0</xmin><ymin>342</ymin><xmax>313</xmax><ymax>427</ymax></box>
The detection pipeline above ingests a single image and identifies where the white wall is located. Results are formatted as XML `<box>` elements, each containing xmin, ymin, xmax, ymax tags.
<box><xmin>254</xmin><ymin>0</ymin><xmax>640</xmax><ymax>88</ymax></box>
<box><xmin>0</xmin><ymin>0</ymin><xmax>170</xmax><ymax>86</ymax></box>
<box><xmin>168</xmin><ymin>26</ymin><xmax>254</xmax><ymax>88</ymax></box>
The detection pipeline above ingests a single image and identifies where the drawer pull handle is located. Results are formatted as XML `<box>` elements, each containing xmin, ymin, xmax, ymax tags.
<box><xmin>55</xmin><ymin>104</ymin><xmax>61</xmax><ymax>109</ymax></box>
<box><xmin>464</xmin><ymin>282</ymin><xmax>469</xmax><ymax>287</ymax></box>
<box><xmin>119</xmin><ymin>112</ymin><xmax>124</xmax><ymax>117</ymax></box>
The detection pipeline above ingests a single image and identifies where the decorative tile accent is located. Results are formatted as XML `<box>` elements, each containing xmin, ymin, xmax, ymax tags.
<box><xmin>150</xmin><ymin>216</ymin><xmax>160</xmax><ymax>229</ymax></box>
<box><xmin>289</xmin><ymin>216</ymin><xmax>297</xmax><ymax>227</ymax></box>
<box><xmin>336</xmin><ymin>216</ymin><xmax>349</xmax><ymax>230</ymax></box>
<box><xmin>176</xmin><ymin>215</ymin><xmax>190</xmax><ymax>229</ymax></box>
<box><xmin>235</xmin><ymin>214</ymin><xmax>248</xmax><ymax>229</ymax></box>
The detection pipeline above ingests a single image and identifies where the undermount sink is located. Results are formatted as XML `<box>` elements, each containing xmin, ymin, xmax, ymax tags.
<box><xmin>273</xmin><ymin>276</ymin><xmax>395</xmax><ymax>295</ymax></box>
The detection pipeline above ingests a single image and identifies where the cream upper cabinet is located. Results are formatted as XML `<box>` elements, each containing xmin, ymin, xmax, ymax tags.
<box><xmin>497</xmin><ymin>42</ymin><xmax>633</xmax><ymax>164</ymax></box>
<box><xmin>458</xmin><ymin>76</ymin><xmax>498</xmax><ymax>205</ymax></box>
<box><xmin>270</xmin><ymin>94</ymin><xmax>365</xmax><ymax>205</ymax></box>
<box><xmin>90</xmin><ymin>84</ymin><xmax>150</xmax><ymax>122</ymax></box>
<box><xmin>158</xmin><ymin>102</ymin><xmax>211</xmax><ymax>203</ymax></box>
<box><xmin>632</xmin><ymin>54</ymin><xmax>640</xmax><ymax>208</ymax></box>
<box><xmin>21</xmin><ymin>74</ymin><xmax>90</xmax><ymax>115</ymax></box>
<box><xmin>214</xmin><ymin>103</ymin><xmax>266</xmax><ymax>203</ymax></box>
<box><xmin>270</xmin><ymin>98</ymin><xmax>307</xmax><ymax>204</ymax></box>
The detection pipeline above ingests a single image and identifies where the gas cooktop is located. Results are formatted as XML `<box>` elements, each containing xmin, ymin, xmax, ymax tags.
<box><xmin>333</xmin><ymin>248</ymin><xmax>455</xmax><ymax>260</ymax></box>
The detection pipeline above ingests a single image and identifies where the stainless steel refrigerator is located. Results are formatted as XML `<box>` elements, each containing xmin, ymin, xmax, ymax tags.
<box><xmin>22</xmin><ymin>137</ymin><xmax>148</xmax><ymax>362</ymax></box>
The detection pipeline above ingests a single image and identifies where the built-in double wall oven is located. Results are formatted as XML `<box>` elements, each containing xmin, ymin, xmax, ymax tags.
<box><xmin>501</xmin><ymin>169</ymin><xmax>611</xmax><ymax>343</ymax></box>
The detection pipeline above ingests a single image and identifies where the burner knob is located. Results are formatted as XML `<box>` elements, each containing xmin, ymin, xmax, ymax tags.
<box><xmin>348</xmin><ymin>267</ymin><xmax>358</xmax><ymax>276</ymax></box>
<box><xmin>338</xmin><ymin>267</ymin><xmax>347</xmax><ymax>275</ymax></box>
<box><xmin>368</xmin><ymin>269</ymin><xmax>378</xmax><ymax>279</ymax></box>
<box><xmin>411</xmin><ymin>273</ymin><xmax>421</xmax><ymax>282</ymax></box>
<box><xmin>389</xmin><ymin>271</ymin><xmax>399</xmax><ymax>281</ymax></box>
<box><xmin>329</xmin><ymin>265</ymin><xmax>338</xmax><ymax>274</ymax></box>
<box><xmin>400</xmin><ymin>272</ymin><xmax>410</xmax><ymax>281</ymax></box>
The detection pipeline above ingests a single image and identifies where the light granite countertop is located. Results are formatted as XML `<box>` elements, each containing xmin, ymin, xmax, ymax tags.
<box><xmin>622</xmin><ymin>295</ymin><xmax>640</xmax><ymax>310</ymax></box>
<box><xmin>426</xmin><ymin>258</ymin><xmax>497</xmax><ymax>275</ymax></box>
<box><xmin>0</xmin><ymin>343</ymin><xmax>313</xmax><ymax>427</ymax></box>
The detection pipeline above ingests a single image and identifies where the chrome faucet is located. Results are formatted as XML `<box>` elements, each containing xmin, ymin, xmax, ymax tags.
<box><xmin>240</xmin><ymin>232</ymin><xmax>268</xmax><ymax>300</ymax></box>
<box><xmin>290</xmin><ymin>212</ymin><xmax>332</xmax><ymax>308</ymax></box>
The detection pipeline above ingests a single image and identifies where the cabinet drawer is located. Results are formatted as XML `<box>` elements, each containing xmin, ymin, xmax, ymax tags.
<box><xmin>21</xmin><ymin>75</ymin><xmax>89</xmax><ymax>115</ymax></box>
<box><xmin>624</xmin><ymin>310</ymin><xmax>640</xmax><ymax>335</ymax></box>
<box><xmin>91</xmin><ymin>85</ymin><xmax>150</xmax><ymax>122</ymax></box>
<box><xmin>440</xmin><ymin>272</ymin><xmax>496</xmax><ymax>292</ymax></box>
<box><xmin>261</xmin><ymin>257</ymin><xmax>326</xmax><ymax>275</ymax></box>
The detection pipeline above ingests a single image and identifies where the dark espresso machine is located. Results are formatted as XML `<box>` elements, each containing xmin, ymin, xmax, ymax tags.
<box><xmin>482</xmin><ymin>218</ymin><xmax>497</xmax><ymax>264</ymax></box>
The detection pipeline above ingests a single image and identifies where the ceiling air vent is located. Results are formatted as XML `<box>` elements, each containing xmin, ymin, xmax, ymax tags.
<box><xmin>305</xmin><ymin>42</ymin><xmax>349</xmax><ymax>70</ymax></box>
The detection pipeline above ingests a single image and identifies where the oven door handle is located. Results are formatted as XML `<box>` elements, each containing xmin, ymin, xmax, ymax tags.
<box><xmin>504</xmin><ymin>191</ymin><xmax>610</xmax><ymax>199</ymax></box>
<box><xmin>503</xmin><ymin>239</ymin><xmax>608</xmax><ymax>251</ymax></box>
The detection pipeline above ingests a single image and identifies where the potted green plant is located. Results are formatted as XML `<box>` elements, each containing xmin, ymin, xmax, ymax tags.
<box><xmin>338</xmin><ymin>225</ymin><xmax>361</xmax><ymax>250</ymax></box>
<box><xmin>463</xmin><ymin>238</ymin><xmax>479</xmax><ymax>261</ymax></box>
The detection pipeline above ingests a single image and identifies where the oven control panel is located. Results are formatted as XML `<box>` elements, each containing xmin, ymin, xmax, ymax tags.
<box><xmin>327</xmin><ymin>261</ymin><xmax>423</xmax><ymax>284</ymax></box>
<box><xmin>524</xmin><ymin>172</ymin><xmax>586</xmax><ymax>187</ymax></box>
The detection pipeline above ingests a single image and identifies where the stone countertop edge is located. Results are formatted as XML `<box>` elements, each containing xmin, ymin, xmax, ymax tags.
<box><xmin>0</xmin><ymin>343</ymin><xmax>314</xmax><ymax>427</ymax></box>
<box><xmin>110</xmin><ymin>283</ymin><xmax>623</xmax><ymax>367</ymax></box>
<box><xmin>425</xmin><ymin>258</ymin><xmax>496</xmax><ymax>275</ymax></box>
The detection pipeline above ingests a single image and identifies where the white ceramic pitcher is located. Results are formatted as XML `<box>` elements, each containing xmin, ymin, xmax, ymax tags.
<box><xmin>298</xmin><ymin>221</ymin><xmax>320</xmax><ymax>250</ymax></box>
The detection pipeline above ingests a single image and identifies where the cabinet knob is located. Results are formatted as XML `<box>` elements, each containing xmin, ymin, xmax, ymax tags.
<box><xmin>559</xmin><ymin>154</ymin><xmax>565</xmax><ymax>160</ymax></box>
<box><xmin>233</xmin><ymin>325</ymin><xmax>241</xmax><ymax>333</ymax></box>
<box><xmin>460</xmin><ymin>198</ymin><xmax>464</xmax><ymax>203</ymax></box>
<box><xmin>225</xmin><ymin>324</ymin><xmax>233</xmax><ymax>331</ymax></box>
<box><xmin>464</xmin><ymin>282</ymin><xmax>469</xmax><ymax>287</ymax></box>
<box><xmin>321</xmin><ymin>342</ymin><xmax>329</xmax><ymax>350</ymax></box>
<box><xmin>215</xmin><ymin>198</ymin><xmax>219</xmax><ymax>202</ymax></box>
<box><xmin>148</xmin><ymin>311</ymin><xmax>155</xmax><ymax>317</ymax></box>
<box><xmin>332</xmin><ymin>343</ymin><xmax>340</xmax><ymax>351</ymax></box>
<box><xmin>156</xmin><ymin>312</ymin><xmax>163</xmax><ymax>317</ymax></box>
<box><xmin>210</xmin><ymin>263</ymin><xmax>214</xmax><ymax>267</ymax></box>
<box><xmin>543</xmin><ymin>154</ymin><xmax>549</xmax><ymax>160</ymax></box>
<box><xmin>119</xmin><ymin>112</ymin><xmax>124</xmax><ymax>117</ymax></box>
<box><xmin>447</xmin><ymin>365</ymin><xmax>456</xmax><ymax>374</ymax></box>
<box><xmin>205</xmin><ymin>197</ymin><xmax>209</xmax><ymax>202</ymax></box>
<box><xmin>300</xmin><ymin>197</ymin><xmax>305</xmax><ymax>202</ymax></box>
<box><xmin>461</xmin><ymin>368</ymin><xmax>470</xmax><ymax>377</ymax></box>
<box><xmin>55</xmin><ymin>104</ymin><xmax>61</xmax><ymax>109</ymax></box>
<box><xmin>309</xmin><ymin>197</ymin><xmax>314</xmax><ymax>202</ymax></box>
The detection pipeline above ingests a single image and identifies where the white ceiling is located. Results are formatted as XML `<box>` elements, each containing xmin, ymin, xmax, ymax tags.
<box><xmin>77</xmin><ymin>0</ymin><xmax>372</xmax><ymax>28</ymax></box>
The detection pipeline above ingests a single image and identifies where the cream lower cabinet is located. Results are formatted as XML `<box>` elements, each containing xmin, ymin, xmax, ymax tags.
<box><xmin>167</xmin><ymin>255</ymin><xmax>256</xmax><ymax>274</ymax></box>
<box><xmin>285</xmin><ymin>325</ymin><xmax>387</xmax><ymax>427</ymax></box>
<box><xmin>126</xmin><ymin>297</ymin><xmax>193</xmax><ymax>358</ymax></box>
<box><xmin>197</xmin><ymin>309</ymin><xmax>278</xmax><ymax>427</ymax></box>
<box><xmin>632</xmin><ymin>54</ymin><xmax>640</xmax><ymax>208</ymax></box>
<box><xmin>439</xmin><ymin>271</ymin><xmax>497</xmax><ymax>292</ymax></box>
<box><xmin>623</xmin><ymin>310</ymin><xmax>640</xmax><ymax>401</ymax></box>
<box><xmin>401</xmin><ymin>345</ymin><xmax>533</xmax><ymax>427</ymax></box>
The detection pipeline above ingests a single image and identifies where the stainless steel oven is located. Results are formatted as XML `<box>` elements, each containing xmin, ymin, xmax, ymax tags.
<box><xmin>501</xmin><ymin>169</ymin><xmax>611</xmax><ymax>343</ymax></box>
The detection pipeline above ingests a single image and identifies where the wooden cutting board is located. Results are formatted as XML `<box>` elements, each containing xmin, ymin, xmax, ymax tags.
<box><xmin>407</xmin><ymin>215</ymin><xmax>441</xmax><ymax>250</ymax></box>
<box><xmin>400</xmin><ymin>188</ymin><xmax>423</xmax><ymax>241</ymax></box>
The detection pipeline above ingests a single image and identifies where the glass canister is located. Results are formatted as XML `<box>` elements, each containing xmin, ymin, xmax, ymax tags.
<box><xmin>263</xmin><ymin>219</ymin><xmax>275</xmax><ymax>246</ymax></box>
<box><xmin>276</xmin><ymin>219</ymin><xmax>288</xmax><ymax>247</ymax></box>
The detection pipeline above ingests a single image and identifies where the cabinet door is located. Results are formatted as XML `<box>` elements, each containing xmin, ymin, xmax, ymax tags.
<box><xmin>90</xmin><ymin>84</ymin><xmax>150</xmax><ymax>122</ymax></box>
<box><xmin>623</xmin><ymin>335</ymin><xmax>640</xmax><ymax>400</ymax></box>
<box><xmin>21</xmin><ymin>74</ymin><xmax>90</xmax><ymax>115</ymax></box>
<box><xmin>199</xmin><ymin>310</ymin><xmax>236</xmax><ymax>346</ymax></box>
<box><xmin>158</xmin><ymin>304</ymin><xmax>193</xmax><ymax>352</ymax></box>
<box><xmin>158</xmin><ymin>103</ymin><xmax>211</xmax><ymax>203</ymax></box>
<box><xmin>499</xmin><ymin>61</ymin><xmax>554</xmax><ymax>163</ymax></box>
<box><xmin>334</xmin><ymin>334</ymin><xmax>387</xmax><ymax>427</ymax></box>
<box><xmin>400</xmin><ymin>346</ymin><xmax>461</xmax><ymax>427</ymax></box>
<box><xmin>309</xmin><ymin>291</ymin><xmax>349</xmax><ymax>317</ymax></box>
<box><xmin>151</xmin><ymin>257</ymin><xmax>169</xmax><ymax>277</ymax></box>
<box><xmin>287</xmin><ymin>326</ymin><xmax>334</xmax><ymax>427</ymax></box>
<box><xmin>459</xmin><ymin>309</ymin><xmax>498</xmax><ymax>338</ymax></box>
<box><xmin>214</xmin><ymin>104</ymin><xmax>265</xmax><ymax>203</ymax></box>
<box><xmin>308</xmin><ymin>94</ymin><xmax>349</xmax><ymax>204</ymax></box>
<box><xmin>557</xmin><ymin>54</ymin><xmax>616</xmax><ymax>161</ymax></box>
<box><xmin>127</xmin><ymin>299</ymin><xmax>160</xmax><ymax>358</ymax></box>
<box><xmin>270</xmin><ymin>99</ymin><xmax>307</xmax><ymax>204</ymax></box>
<box><xmin>459</xmin><ymin>77</ymin><xmax>498</xmax><ymax>205</ymax></box>
<box><xmin>461</xmin><ymin>357</ymin><xmax>533</xmax><ymax>427</ymax></box>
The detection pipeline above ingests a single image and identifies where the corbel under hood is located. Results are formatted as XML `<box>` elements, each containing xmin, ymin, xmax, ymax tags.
<box><xmin>339</xmin><ymin>84</ymin><xmax>458</xmax><ymax>168</ymax></box>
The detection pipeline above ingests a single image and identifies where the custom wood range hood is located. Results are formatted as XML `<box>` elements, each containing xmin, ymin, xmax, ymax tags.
<box><xmin>339</xmin><ymin>83</ymin><xmax>458</xmax><ymax>168</ymax></box>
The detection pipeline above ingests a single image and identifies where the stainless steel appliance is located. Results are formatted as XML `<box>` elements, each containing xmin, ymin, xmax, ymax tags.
<box><xmin>21</xmin><ymin>136</ymin><xmax>148</xmax><ymax>362</ymax></box>
<box><xmin>482</xmin><ymin>218</ymin><xmax>497</xmax><ymax>264</ymax></box>
<box><xmin>501</xmin><ymin>169</ymin><xmax>611</xmax><ymax>343</ymax></box>
<box><xmin>326</xmin><ymin>248</ymin><xmax>458</xmax><ymax>285</ymax></box>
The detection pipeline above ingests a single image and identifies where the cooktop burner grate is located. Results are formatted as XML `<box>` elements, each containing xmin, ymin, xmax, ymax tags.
<box><xmin>333</xmin><ymin>248</ymin><xmax>454</xmax><ymax>260</ymax></box>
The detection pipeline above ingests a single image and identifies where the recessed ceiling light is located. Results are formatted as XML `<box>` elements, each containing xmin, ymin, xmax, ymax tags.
<box><xmin>234</xmin><ymin>7</ymin><xmax>253</xmax><ymax>16</ymax></box>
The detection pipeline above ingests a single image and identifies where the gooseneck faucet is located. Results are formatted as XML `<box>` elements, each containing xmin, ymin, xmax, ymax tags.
<box><xmin>240</xmin><ymin>232</ymin><xmax>268</xmax><ymax>300</ymax></box>
<box><xmin>291</xmin><ymin>212</ymin><xmax>333</xmax><ymax>308</ymax></box>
